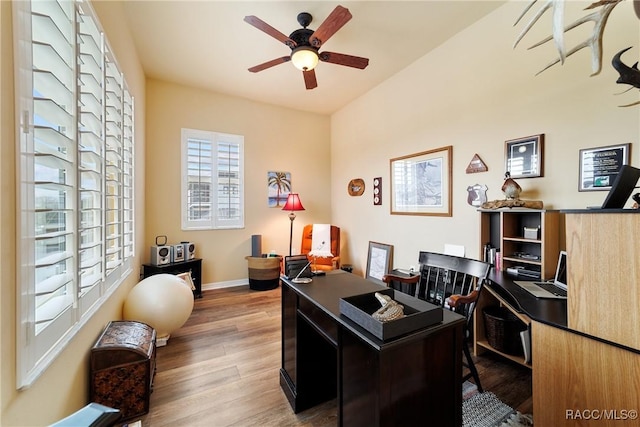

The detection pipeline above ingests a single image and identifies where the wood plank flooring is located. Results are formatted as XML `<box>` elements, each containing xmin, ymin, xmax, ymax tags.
<box><xmin>136</xmin><ymin>285</ymin><xmax>532</xmax><ymax>426</ymax></box>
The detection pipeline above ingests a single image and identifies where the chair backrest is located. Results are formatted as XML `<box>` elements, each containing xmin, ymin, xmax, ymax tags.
<box><xmin>300</xmin><ymin>224</ymin><xmax>340</xmax><ymax>268</ymax></box>
<box><xmin>415</xmin><ymin>251</ymin><xmax>491</xmax><ymax>322</ymax></box>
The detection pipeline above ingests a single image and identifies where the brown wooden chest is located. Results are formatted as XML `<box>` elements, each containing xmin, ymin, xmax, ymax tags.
<box><xmin>90</xmin><ymin>320</ymin><xmax>156</xmax><ymax>421</ymax></box>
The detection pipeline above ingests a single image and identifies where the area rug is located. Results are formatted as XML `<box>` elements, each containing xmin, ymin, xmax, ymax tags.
<box><xmin>462</xmin><ymin>391</ymin><xmax>534</xmax><ymax>427</ymax></box>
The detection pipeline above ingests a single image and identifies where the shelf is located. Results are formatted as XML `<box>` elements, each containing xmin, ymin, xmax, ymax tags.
<box><xmin>473</xmin><ymin>285</ymin><xmax>532</xmax><ymax>368</ymax></box>
<box><xmin>476</xmin><ymin>340</ymin><xmax>531</xmax><ymax>368</ymax></box>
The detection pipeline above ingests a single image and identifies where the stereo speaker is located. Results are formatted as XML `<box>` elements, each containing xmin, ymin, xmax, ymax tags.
<box><xmin>251</xmin><ymin>235</ymin><xmax>262</xmax><ymax>257</ymax></box>
<box><xmin>182</xmin><ymin>242</ymin><xmax>196</xmax><ymax>260</ymax></box>
<box><xmin>150</xmin><ymin>246</ymin><xmax>171</xmax><ymax>266</ymax></box>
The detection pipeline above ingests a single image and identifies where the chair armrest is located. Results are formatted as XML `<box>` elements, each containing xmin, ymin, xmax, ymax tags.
<box><xmin>382</xmin><ymin>273</ymin><xmax>420</xmax><ymax>286</ymax></box>
<box><xmin>446</xmin><ymin>290</ymin><xmax>479</xmax><ymax>308</ymax></box>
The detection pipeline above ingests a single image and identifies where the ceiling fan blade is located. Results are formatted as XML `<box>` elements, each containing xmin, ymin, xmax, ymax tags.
<box><xmin>319</xmin><ymin>52</ymin><xmax>369</xmax><ymax>69</ymax></box>
<box><xmin>303</xmin><ymin>69</ymin><xmax>318</xmax><ymax>90</ymax></box>
<box><xmin>244</xmin><ymin>15</ymin><xmax>296</xmax><ymax>48</ymax></box>
<box><xmin>248</xmin><ymin>56</ymin><xmax>291</xmax><ymax>73</ymax></box>
<box><xmin>309</xmin><ymin>5</ymin><xmax>352</xmax><ymax>49</ymax></box>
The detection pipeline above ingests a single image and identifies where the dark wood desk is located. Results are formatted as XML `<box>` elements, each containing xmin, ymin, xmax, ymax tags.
<box><xmin>280</xmin><ymin>270</ymin><xmax>465</xmax><ymax>427</ymax></box>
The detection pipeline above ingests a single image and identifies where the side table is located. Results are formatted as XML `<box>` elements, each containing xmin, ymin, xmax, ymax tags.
<box><xmin>142</xmin><ymin>258</ymin><xmax>202</xmax><ymax>298</ymax></box>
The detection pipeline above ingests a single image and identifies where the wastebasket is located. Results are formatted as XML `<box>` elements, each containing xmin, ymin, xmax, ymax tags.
<box><xmin>245</xmin><ymin>256</ymin><xmax>282</xmax><ymax>291</ymax></box>
<box><xmin>483</xmin><ymin>306</ymin><xmax>527</xmax><ymax>356</ymax></box>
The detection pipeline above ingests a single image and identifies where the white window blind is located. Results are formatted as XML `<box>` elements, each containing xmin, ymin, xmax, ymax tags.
<box><xmin>181</xmin><ymin>128</ymin><xmax>244</xmax><ymax>230</ymax></box>
<box><xmin>14</xmin><ymin>0</ymin><xmax>135</xmax><ymax>388</ymax></box>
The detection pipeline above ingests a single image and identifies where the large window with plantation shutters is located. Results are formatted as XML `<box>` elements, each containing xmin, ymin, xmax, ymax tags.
<box><xmin>13</xmin><ymin>0</ymin><xmax>134</xmax><ymax>388</ymax></box>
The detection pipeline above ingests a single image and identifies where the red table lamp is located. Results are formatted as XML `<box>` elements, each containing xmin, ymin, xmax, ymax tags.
<box><xmin>282</xmin><ymin>193</ymin><xmax>305</xmax><ymax>256</ymax></box>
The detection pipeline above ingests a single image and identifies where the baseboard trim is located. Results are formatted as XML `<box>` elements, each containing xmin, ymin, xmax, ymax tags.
<box><xmin>202</xmin><ymin>278</ymin><xmax>250</xmax><ymax>291</ymax></box>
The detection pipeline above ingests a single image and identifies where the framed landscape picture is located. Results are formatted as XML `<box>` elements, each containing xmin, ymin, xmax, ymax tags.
<box><xmin>390</xmin><ymin>146</ymin><xmax>452</xmax><ymax>216</ymax></box>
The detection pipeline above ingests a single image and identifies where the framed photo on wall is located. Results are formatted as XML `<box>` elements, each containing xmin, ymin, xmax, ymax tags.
<box><xmin>579</xmin><ymin>143</ymin><xmax>631</xmax><ymax>191</ymax></box>
<box><xmin>390</xmin><ymin>146</ymin><xmax>452</xmax><ymax>216</ymax></box>
<box><xmin>365</xmin><ymin>242</ymin><xmax>394</xmax><ymax>286</ymax></box>
<box><xmin>505</xmin><ymin>134</ymin><xmax>544</xmax><ymax>178</ymax></box>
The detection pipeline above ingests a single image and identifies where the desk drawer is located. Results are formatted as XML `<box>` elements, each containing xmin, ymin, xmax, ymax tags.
<box><xmin>298</xmin><ymin>298</ymin><xmax>338</xmax><ymax>346</ymax></box>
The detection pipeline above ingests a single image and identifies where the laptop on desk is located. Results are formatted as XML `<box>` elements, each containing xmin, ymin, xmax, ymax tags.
<box><xmin>513</xmin><ymin>251</ymin><xmax>568</xmax><ymax>299</ymax></box>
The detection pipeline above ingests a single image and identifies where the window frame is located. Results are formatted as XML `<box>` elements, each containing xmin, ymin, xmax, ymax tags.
<box><xmin>13</xmin><ymin>0</ymin><xmax>135</xmax><ymax>389</ymax></box>
<box><xmin>181</xmin><ymin>128</ymin><xmax>244</xmax><ymax>230</ymax></box>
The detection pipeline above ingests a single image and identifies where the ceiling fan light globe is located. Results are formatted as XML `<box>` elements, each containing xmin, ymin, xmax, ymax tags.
<box><xmin>291</xmin><ymin>46</ymin><xmax>319</xmax><ymax>71</ymax></box>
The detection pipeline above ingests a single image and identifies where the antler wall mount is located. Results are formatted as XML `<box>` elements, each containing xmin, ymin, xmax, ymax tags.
<box><xmin>244</xmin><ymin>5</ymin><xmax>369</xmax><ymax>90</ymax></box>
<box><xmin>513</xmin><ymin>0</ymin><xmax>640</xmax><ymax>107</ymax></box>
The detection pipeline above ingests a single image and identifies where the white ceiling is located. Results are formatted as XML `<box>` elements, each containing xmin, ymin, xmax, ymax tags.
<box><xmin>122</xmin><ymin>1</ymin><xmax>505</xmax><ymax>115</ymax></box>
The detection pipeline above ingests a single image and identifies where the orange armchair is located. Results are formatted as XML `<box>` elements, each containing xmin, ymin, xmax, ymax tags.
<box><xmin>300</xmin><ymin>224</ymin><xmax>340</xmax><ymax>272</ymax></box>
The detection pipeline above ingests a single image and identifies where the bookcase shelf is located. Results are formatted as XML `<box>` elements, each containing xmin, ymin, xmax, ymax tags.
<box><xmin>479</xmin><ymin>208</ymin><xmax>562</xmax><ymax>280</ymax></box>
<box><xmin>475</xmin><ymin>208</ymin><xmax>563</xmax><ymax>365</ymax></box>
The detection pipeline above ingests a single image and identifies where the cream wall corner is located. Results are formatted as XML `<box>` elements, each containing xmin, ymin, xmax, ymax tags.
<box><xmin>145</xmin><ymin>79</ymin><xmax>331</xmax><ymax>284</ymax></box>
<box><xmin>331</xmin><ymin>0</ymin><xmax>640</xmax><ymax>275</ymax></box>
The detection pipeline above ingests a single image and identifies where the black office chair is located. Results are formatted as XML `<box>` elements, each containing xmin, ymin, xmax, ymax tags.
<box><xmin>383</xmin><ymin>251</ymin><xmax>491</xmax><ymax>393</ymax></box>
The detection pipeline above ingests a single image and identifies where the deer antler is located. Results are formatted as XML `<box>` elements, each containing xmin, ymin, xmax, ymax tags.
<box><xmin>612</xmin><ymin>47</ymin><xmax>640</xmax><ymax>106</ymax></box>
<box><xmin>514</xmin><ymin>0</ymin><xmax>624</xmax><ymax>76</ymax></box>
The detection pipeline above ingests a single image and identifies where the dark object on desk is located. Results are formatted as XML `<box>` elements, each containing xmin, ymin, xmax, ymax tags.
<box><xmin>601</xmin><ymin>164</ymin><xmax>640</xmax><ymax>209</ymax></box>
<box><xmin>340</xmin><ymin>264</ymin><xmax>353</xmax><ymax>273</ymax></box>
<box><xmin>49</xmin><ymin>403</ymin><xmax>121</xmax><ymax>427</ymax></box>
<box><xmin>383</xmin><ymin>251</ymin><xmax>491</xmax><ymax>393</ymax></box>
<box><xmin>633</xmin><ymin>192</ymin><xmax>640</xmax><ymax>208</ymax></box>
<box><xmin>339</xmin><ymin>288</ymin><xmax>442</xmax><ymax>340</ymax></box>
<box><xmin>284</xmin><ymin>255</ymin><xmax>313</xmax><ymax>280</ymax></box>
<box><xmin>483</xmin><ymin>306</ymin><xmax>527</xmax><ymax>356</ymax></box>
<box><xmin>90</xmin><ymin>321</ymin><xmax>156</xmax><ymax>421</ymax></box>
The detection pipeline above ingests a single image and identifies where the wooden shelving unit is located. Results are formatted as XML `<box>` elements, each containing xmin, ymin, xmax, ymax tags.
<box><xmin>475</xmin><ymin>208</ymin><xmax>563</xmax><ymax>366</ymax></box>
<box><xmin>479</xmin><ymin>208</ymin><xmax>563</xmax><ymax>280</ymax></box>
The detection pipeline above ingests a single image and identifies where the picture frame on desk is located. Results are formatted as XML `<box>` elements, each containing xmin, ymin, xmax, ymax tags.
<box><xmin>505</xmin><ymin>134</ymin><xmax>544</xmax><ymax>178</ymax></box>
<box><xmin>578</xmin><ymin>143</ymin><xmax>630</xmax><ymax>191</ymax></box>
<box><xmin>365</xmin><ymin>241</ymin><xmax>394</xmax><ymax>286</ymax></box>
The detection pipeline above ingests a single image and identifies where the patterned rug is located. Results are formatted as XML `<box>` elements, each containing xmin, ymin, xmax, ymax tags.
<box><xmin>462</xmin><ymin>390</ymin><xmax>534</xmax><ymax>427</ymax></box>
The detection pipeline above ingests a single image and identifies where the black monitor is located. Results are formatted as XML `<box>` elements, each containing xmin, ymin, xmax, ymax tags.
<box><xmin>601</xmin><ymin>165</ymin><xmax>640</xmax><ymax>209</ymax></box>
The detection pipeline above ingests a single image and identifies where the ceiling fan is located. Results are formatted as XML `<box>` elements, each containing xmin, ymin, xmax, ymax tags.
<box><xmin>244</xmin><ymin>5</ymin><xmax>369</xmax><ymax>90</ymax></box>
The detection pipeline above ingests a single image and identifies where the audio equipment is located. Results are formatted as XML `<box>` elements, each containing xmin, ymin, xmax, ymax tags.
<box><xmin>150</xmin><ymin>235</ymin><xmax>170</xmax><ymax>266</ymax></box>
<box><xmin>182</xmin><ymin>242</ymin><xmax>196</xmax><ymax>260</ymax></box>
<box><xmin>171</xmin><ymin>244</ymin><xmax>185</xmax><ymax>263</ymax></box>
<box><xmin>251</xmin><ymin>235</ymin><xmax>262</xmax><ymax>257</ymax></box>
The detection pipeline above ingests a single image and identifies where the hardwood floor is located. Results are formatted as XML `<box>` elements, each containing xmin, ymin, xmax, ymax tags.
<box><xmin>136</xmin><ymin>285</ymin><xmax>532</xmax><ymax>426</ymax></box>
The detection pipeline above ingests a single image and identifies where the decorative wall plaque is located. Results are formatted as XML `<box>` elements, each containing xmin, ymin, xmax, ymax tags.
<box><xmin>348</xmin><ymin>178</ymin><xmax>365</xmax><ymax>196</ymax></box>
<box><xmin>466</xmin><ymin>154</ymin><xmax>488</xmax><ymax>174</ymax></box>
<box><xmin>466</xmin><ymin>184</ymin><xmax>488</xmax><ymax>206</ymax></box>
<box><xmin>373</xmin><ymin>177</ymin><xmax>382</xmax><ymax>205</ymax></box>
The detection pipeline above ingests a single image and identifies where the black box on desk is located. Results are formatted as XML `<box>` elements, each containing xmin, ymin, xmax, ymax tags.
<box><xmin>339</xmin><ymin>289</ymin><xmax>443</xmax><ymax>341</ymax></box>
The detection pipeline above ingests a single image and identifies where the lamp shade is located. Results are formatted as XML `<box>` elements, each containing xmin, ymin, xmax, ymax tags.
<box><xmin>291</xmin><ymin>46</ymin><xmax>319</xmax><ymax>71</ymax></box>
<box><xmin>283</xmin><ymin>193</ymin><xmax>305</xmax><ymax>212</ymax></box>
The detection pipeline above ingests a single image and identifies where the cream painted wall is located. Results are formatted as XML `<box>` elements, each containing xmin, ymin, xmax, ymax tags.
<box><xmin>1</xmin><ymin>2</ymin><xmax>146</xmax><ymax>425</ymax></box>
<box><xmin>145</xmin><ymin>80</ymin><xmax>331</xmax><ymax>284</ymax></box>
<box><xmin>331</xmin><ymin>0</ymin><xmax>640</xmax><ymax>275</ymax></box>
